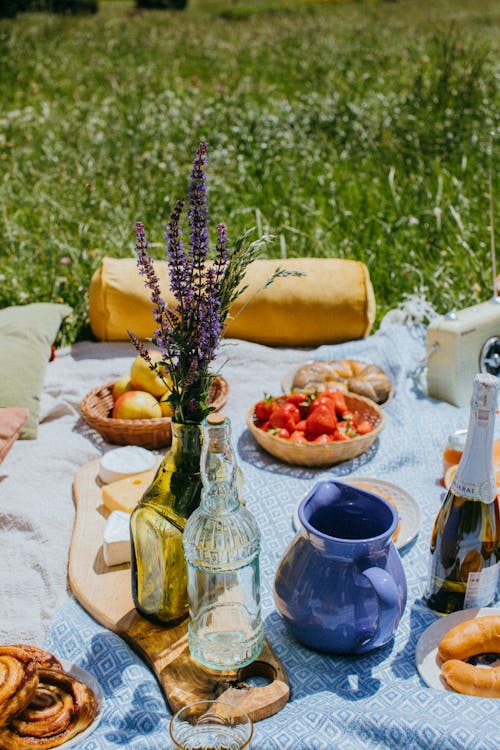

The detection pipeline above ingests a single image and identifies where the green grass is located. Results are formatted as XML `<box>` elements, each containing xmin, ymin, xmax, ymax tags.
<box><xmin>0</xmin><ymin>0</ymin><xmax>499</xmax><ymax>343</ymax></box>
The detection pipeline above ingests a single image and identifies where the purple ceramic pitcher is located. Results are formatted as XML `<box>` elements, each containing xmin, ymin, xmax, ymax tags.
<box><xmin>274</xmin><ymin>479</ymin><xmax>407</xmax><ymax>654</ymax></box>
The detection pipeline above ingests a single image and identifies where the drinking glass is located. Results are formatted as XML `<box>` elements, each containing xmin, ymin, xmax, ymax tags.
<box><xmin>169</xmin><ymin>700</ymin><xmax>253</xmax><ymax>750</ymax></box>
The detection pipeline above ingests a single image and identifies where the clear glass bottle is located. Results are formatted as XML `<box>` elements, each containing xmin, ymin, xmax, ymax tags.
<box><xmin>183</xmin><ymin>413</ymin><xmax>264</xmax><ymax>670</ymax></box>
<box><xmin>425</xmin><ymin>373</ymin><xmax>500</xmax><ymax>615</ymax></box>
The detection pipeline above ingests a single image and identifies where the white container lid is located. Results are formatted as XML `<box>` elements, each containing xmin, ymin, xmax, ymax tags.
<box><xmin>447</xmin><ymin>428</ymin><xmax>468</xmax><ymax>452</ymax></box>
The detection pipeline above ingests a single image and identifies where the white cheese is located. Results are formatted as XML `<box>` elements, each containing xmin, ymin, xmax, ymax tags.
<box><xmin>99</xmin><ymin>446</ymin><xmax>156</xmax><ymax>484</ymax></box>
<box><xmin>103</xmin><ymin>510</ymin><xmax>132</xmax><ymax>567</ymax></box>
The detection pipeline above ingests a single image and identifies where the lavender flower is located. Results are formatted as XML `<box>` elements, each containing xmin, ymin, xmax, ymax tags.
<box><xmin>188</xmin><ymin>142</ymin><xmax>209</xmax><ymax>266</ymax></box>
<box><xmin>129</xmin><ymin>141</ymin><xmax>276</xmax><ymax>424</ymax></box>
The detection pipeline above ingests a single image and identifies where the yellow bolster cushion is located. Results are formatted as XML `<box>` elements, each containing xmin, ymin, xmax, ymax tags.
<box><xmin>89</xmin><ymin>256</ymin><xmax>375</xmax><ymax>347</ymax></box>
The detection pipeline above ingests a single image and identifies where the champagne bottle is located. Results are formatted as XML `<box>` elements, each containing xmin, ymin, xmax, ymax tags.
<box><xmin>425</xmin><ymin>373</ymin><xmax>500</xmax><ymax>615</ymax></box>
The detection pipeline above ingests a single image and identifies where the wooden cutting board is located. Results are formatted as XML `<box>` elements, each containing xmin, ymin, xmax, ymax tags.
<box><xmin>70</xmin><ymin>459</ymin><xmax>290</xmax><ymax>721</ymax></box>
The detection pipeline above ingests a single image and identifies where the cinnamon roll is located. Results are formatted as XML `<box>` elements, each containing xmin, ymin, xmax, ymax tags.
<box><xmin>10</xmin><ymin>646</ymin><xmax>63</xmax><ymax>672</ymax></box>
<box><xmin>0</xmin><ymin>646</ymin><xmax>38</xmax><ymax>729</ymax></box>
<box><xmin>0</xmin><ymin>668</ymin><xmax>97</xmax><ymax>749</ymax></box>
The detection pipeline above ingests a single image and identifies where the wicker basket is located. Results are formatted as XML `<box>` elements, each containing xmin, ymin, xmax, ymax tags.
<box><xmin>246</xmin><ymin>393</ymin><xmax>385</xmax><ymax>468</ymax></box>
<box><xmin>80</xmin><ymin>376</ymin><xmax>229</xmax><ymax>449</ymax></box>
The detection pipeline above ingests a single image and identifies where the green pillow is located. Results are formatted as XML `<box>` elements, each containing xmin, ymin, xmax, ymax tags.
<box><xmin>0</xmin><ymin>303</ymin><xmax>72</xmax><ymax>439</ymax></box>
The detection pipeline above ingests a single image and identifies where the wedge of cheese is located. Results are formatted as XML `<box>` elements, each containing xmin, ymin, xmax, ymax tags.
<box><xmin>103</xmin><ymin>510</ymin><xmax>131</xmax><ymax>566</ymax></box>
<box><xmin>101</xmin><ymin>469</ymin><xmax>156</xmax><ymax>513</ymax></box>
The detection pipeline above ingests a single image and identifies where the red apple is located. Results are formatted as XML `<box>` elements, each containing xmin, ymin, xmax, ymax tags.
<box><xmin>112</xmin><ymin>391</ymin><xmax>162</xmax><ymax>420</ymax></box>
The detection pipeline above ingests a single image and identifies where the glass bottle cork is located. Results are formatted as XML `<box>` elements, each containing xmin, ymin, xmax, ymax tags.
<box><xmin>183</xmin><ymin>413</ymin><xmax>264</xmax><ymax>670</ymax></box>
<box><xmin>425</xmin><ymin>373</ymin><xmax>500</xmax><ymax>614</ymax></box>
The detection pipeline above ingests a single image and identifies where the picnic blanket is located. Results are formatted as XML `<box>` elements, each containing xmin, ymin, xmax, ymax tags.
<box><xmin>1</xmin><ymin>323</ymin><xmax>499</xmax><ymax>749</ymax></box>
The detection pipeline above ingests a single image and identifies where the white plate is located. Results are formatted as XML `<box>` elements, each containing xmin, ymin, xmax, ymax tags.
<box><xmin>292</xmin><ymin>476</ymin><xmax>421</xmax><ymax>550</ymax></box>
<box><xmin>415</xmin><ymin>607</ymin><xmax>500</xmax><ymax>693</ymax></box>
<box><xmin>59</xmin><ymin>660</ymin><xmax>105</xmax><ymax>747</ymax></box>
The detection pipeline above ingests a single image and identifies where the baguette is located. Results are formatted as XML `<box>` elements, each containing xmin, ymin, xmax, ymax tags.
<box><xmin>441</xmin><ymin>659</ymin><xmax>500</xmax><ymax>698</ymax></box>
<box><xmin>438</xmin><ymin>615</ymin><xmax>500</xmax><ymax>662</ymax></box>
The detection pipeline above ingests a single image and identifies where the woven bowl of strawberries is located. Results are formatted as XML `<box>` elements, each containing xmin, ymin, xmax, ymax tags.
<box><xmin>246</xmin><ymin>388</ymin><xmax>386</xmax><ymax>467</ymax></box>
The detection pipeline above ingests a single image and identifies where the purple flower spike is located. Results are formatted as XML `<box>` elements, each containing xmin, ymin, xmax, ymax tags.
<box><xmin>129</xmin><ymin>141</ymin><xmax>274</xmax><ymax>424</ymax></box>
<box><xmin>188</xmin><ymin>141</ymin><xmax>209</xmax><ymax>267</ymax></box>
<box><xmin>213</xmin><ymin>223</ymin><xmax>230</xmax><ymax>284</ymax></box>
<box><xmin>165</xmin><ymin>199</ymin><xmax>191</xmax><ymax>311</ymax></box>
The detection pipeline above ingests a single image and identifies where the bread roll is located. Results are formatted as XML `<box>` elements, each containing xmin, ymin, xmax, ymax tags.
<box><xmin>441</xmin><ymin>659</ymin><xmax>500</xmax><ymax>698</ymax></box>
<box><xmin>438</xmin><ymin>615</ymin><xmax>500</xmax><ymax>662</ymax></box>
<box><xmin>292</xmin><ymin>359</ymin><xmax>392</xmax><ymax>404</ymax></box>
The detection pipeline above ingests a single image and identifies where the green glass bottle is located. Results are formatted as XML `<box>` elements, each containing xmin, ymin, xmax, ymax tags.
<box><xmin>425</xmin><ymin>373</ymin><xmax>500</xmax><ymax>615</ymax></box>
<box><xmin>130</xmin><ymin>422</ymin><xmax>202</xmax><ymax>625</ymax></box>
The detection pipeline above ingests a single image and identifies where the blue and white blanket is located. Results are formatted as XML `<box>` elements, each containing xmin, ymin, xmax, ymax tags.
<box><xmin>2</xmin><ymin>323</ymin><xmax>498</xmax><ymax>749</ymax></box>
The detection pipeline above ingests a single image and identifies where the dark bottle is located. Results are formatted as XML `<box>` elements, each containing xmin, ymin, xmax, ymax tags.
<box><xmin>425</xmin><ymin>373</ymin><xmax>500</xmax><ymax>615</ymax></box>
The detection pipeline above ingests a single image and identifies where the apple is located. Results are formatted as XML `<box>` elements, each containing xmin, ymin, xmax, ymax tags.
<box><xmin>129</xmin><ymin>351</ymin><xmax>169</xmax><ymax>398</ymax></box>
<box><xmin>112</xmin><ymin>391</ymin><xmax>162</xmax><ymax>420</ymax></box>
<box><xmin>112</xmin><ymin>375</ymin><xmax>132</xmax><ymax>401</ymax></box>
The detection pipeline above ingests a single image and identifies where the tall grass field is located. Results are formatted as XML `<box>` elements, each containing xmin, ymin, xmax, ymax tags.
<box><xmin>1</xmin><ymin>0</ymin><xmax>499</xmax><ymax>343</ymax></box>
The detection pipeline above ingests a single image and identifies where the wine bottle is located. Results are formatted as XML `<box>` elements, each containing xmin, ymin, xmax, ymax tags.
<box><xmin>425</xmin><ymin>372</ymin><xmax>500</xmax><ymax>615</ymax></box>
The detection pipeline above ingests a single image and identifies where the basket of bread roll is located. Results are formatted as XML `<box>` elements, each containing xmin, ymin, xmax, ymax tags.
<box><xmin>287</xmin><ymin>359</ymin><xmax>394</xmax><ymax>406</ymax></box>
<box><xmin>80</xmin><ymin>351</ymin><xmax>229</xmax><ymax>449</ymax></box>
<box><xmin>246</xmin><ymin>387</ymin><xmax>385</xmax><ymax>467</ymax></box>
<box><xmin>0</xmin><ymin>644</ymin><xmax>99</xmax><ymax>747</ymax></box>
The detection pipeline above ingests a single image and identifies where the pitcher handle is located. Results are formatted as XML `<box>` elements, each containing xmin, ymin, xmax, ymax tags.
<box><xmin>357</xmin><ymin>566</ymin><xmax>400</xmax><ymax>653</ymax></box>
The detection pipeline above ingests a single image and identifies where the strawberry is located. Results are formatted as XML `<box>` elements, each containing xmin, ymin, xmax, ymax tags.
<box><xmin>305</xmin><ymin>403</ymin><xmax>337</xmax><ymax>437</ymax></box>
<box><xmin>295</xmin><ymin>419</ymin><xmax>307</xmax><ymax>432</ymax></box>
<box><xmin>336</xmin><ymin>420</ymin><xmax>358</xmax><ymax>439</ymax></box>
<box><xmin>356</xmin><ymin>420</ymin><xmax>373</xmax><ymax>435</ymax></box>
<box><xmin>290</xmin><ymin>430</ymin><xmax>307</xmax><ymax>443</ymax></box>
<box><xmin>276</xmin><ymin>427</ymin><xmax>290</xmax><ymax>439</ymax></box>
<box><xmin>285</xmin><ymin>391</ymin><xmax>311</xmax><ymax>416</ymax></box>
<box><xmin>333</xmin><ymin>429</ymin><xmax>351</xmax><ymax>441</ymax></box>
<box><xmin>254</xmin><ymin>396</ymin><xmax>273</xmax><ymax>421</ymax></box>
<box><xmin>313</xmin><ymin>433</ymin><xmax>333</xmax><ymax>444</ymax></box>
<box><xmin>269</xmin><ymin>402</ymin><xmax>300</xmax><ymax>433</ymax></box>
<box><xmin>323</xmin><ymin>388</ymin><xmax>349</xmax><ymax>417</ymax></box>
<box><xmin>309</xmin><ymin>394</ymin><xmax>337</xmax><ymax>417</ymax></box>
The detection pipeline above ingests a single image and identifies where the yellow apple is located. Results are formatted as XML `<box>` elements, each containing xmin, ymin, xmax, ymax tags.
<box><xmin>129</xmin><ymin>351</ymin><xmax>169</xmax><ymax>398</ymax></box>
<box><xmin>112</xmin><ymin>390</ymin><xmax>162</xmax><ymax>420</ymax></box>
<box><xmin>112</xmin><ymin>375</ymin><xmax>132</xmax><ymax>402</ymax></box>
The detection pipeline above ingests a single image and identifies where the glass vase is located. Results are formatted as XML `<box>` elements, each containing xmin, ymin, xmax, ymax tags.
<box><xmin>130</xmin><ymin>421</ymin><xmax>203</xmax><ymax>625</ymax></box>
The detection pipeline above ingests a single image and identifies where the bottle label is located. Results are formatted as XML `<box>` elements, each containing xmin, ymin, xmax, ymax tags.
<box><xmin>463</xmin><ymin>561</ymin><xmax>500</xmax><ymax>608</ymax></box>
<box><xmin>450</xmin><ymin>477</ymin><xmax>497</xmax><ymax>503</ymax></box>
